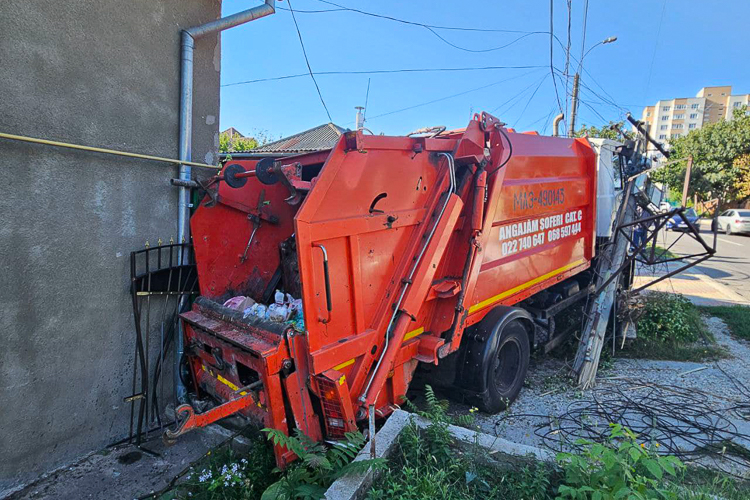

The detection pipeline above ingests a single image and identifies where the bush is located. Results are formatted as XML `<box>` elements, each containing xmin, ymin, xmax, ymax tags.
<box><xmin>636</xmin><ymin>293</ymin><xmax>704</xmax><ymax>345</ymax></box>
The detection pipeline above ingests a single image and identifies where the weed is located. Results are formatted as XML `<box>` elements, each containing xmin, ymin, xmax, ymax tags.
<box><xmin>557</xmin><ymin>424</ymin><xmax>684</xmax><ymax>499</ymax></box>
<box><xmin>164</xmin><ymin>435</ymin><xmax>276</xmax><ymax>500</ymax></box>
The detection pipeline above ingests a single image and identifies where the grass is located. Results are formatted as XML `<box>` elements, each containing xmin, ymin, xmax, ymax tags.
<box><xmin>699</xmin><ymin>305</ymin><xmax>750</xmax><ymax>340</ymax></box>
<box><xmin>653</xmin><ymin>245</ymin><xmax>681</xmax><ymax>260</ymax></box>
<box><xmin>674</xmin><ymin>466</ymin><xmax>750</xmax><ymax>500</ymax></box>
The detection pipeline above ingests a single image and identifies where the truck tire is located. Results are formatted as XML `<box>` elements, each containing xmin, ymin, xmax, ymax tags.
<box><xmin>481</xmin><ymin>319</ymin><xmax>530</xmax><ymax>413</ymax></box>
<box><xmin>455</xmin><ymin>306</ymin><xmax>532</xmax><ymax>414</ymax></box>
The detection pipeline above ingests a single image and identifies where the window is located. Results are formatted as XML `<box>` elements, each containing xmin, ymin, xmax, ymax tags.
<box><xmin>647</xmin><ymin>111</ymin><xmax>652</xmax><ymax>117</ymax></box>
<box><xmin>689</xmin><ymin>123</ymin><xmax>697</xmax><ymax>129</ymax></box>
<box><xmin>734</xmin><ymin>102</ymin><xmax>743</xmax><ymax>108</ymax></box>
<box><xmin>691</xmin><ymin>103</ymin><xmax>699</xmax><ymax>109</ymax></box>
<box><xmin>708</xmin><ymin>93</ymin><xmax>713</xmax><ymax>96</ymax></box>
<box><xmin>673</xmin><ymin>124</ymin><xmax>684</xmax><ymax>129</ymax></box>
<box><xmin>675</xmin><ymin>104</ymin><xmax>686</xmax><ymax>110</ymax></box>
<box><xmin>660</xmin><ymin>125</ymin><xmax>668</xmax><ymax>130</ymax></box>
<box><xmin>662</xmin><ymin>105</ymin><xmax>671</xmax><ymax>111</ymax></box>
<box><xmin>659</xmin><ymin>134</ymin><xmax>667</xmax><ymax>139</ymax></box>
<box><xmin>661</xmin><ymin>115</ymin><xmax>669</xmax><ymax>121</ymax></box>
<box><xmin>689</xmin><ymin>113</ymin><xmax>698</xmax><ymax>119</ymax></box>
<box><xmin>674</xmin><ymin>114</ymin><xmax>685</xmax><ymax>120</ymax></box>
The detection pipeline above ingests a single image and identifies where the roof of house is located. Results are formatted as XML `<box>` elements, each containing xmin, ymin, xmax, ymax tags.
<box><xmin>244</xmin><ymin>123</ymin><xmax>347</xmax><ymax>155</ymax></box>
<box><xmin>221</xmin><ymin>127</ymin><xmax>244</xmax><ymax>138</ymax></box>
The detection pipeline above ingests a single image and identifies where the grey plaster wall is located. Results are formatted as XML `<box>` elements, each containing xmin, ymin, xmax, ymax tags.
<box><xmin>0</xmin><ymin>0</ymin><xmax>221</xmax><ymax>494</ymax></box>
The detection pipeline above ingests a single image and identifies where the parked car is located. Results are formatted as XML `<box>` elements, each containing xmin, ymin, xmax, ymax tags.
<box><xmin>665</xmin><ymin>207</ymin><xmax>699</xmax><ymax>231</ymax></box>
<box><xmin>713</xmin><ymin>209</ymin><xmax>750</xmax><ymax>235</ymax></box>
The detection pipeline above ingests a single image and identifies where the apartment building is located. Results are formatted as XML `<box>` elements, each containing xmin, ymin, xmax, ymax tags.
<box><xmin>639</xmin><ymin>86</ymin><xmax>750</xmax><ymax>160</ymax></box>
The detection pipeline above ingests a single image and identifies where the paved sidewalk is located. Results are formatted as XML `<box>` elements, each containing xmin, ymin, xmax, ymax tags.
<box><xmin>634</xmin><ymin>260</ymin><xmax>750</xmax><ymax>306</ymax></box>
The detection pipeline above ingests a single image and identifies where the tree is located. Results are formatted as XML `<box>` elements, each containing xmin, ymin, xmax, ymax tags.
<box><xmin>661</xmin><ymin>106</ymin><xmax>750</xmax><ymax>204</ymax></box>
<box><xmin>219</xmin><ymin>130</ymin><xmax>258</xmax><ymax>153</ymax></box>
<box><xmin>574</xmin><ymin>121</ymin><xmax>634</xmax><ymax>141</ymax></box>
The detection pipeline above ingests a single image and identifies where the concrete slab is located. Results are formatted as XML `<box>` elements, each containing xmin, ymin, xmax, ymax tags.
<box><xmin>5</xmin><ymin>426</ymin><xmax>233</xmax><ymax>500</ymax></box>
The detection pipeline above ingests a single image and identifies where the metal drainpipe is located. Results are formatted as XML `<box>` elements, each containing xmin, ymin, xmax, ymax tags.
<box><xmin>176</xmin><ymin>0</ymin><xmax>275</xmax><ymax>402</ymax></box>
<box><xmin>552</xmin><ymin>113</ymin><xmax>564</xmax><ymax>137</ymax></box>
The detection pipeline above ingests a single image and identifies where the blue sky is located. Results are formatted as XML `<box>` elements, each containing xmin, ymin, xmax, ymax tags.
<box><xmin>219</xmin><ymin>0</ymin><xmax>750</xmax><ymax>140</ymax></box>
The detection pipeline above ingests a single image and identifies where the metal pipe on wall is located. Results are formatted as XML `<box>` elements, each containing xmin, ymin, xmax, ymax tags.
<box><xmin>176</xmin><ymin>0</ymin><xmax>275</xmax><ymax>402</ymax></box>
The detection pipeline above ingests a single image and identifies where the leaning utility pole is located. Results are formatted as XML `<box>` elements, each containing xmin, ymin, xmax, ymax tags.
<box><xmin>568</xmin><ymin>73</ymin><xmax>580</xmax><ymax>137</ymax></box>
<box><xmin>681</xmin><ymin>156</ymin><xmax>693</xmax><ymax>207</ymax></box>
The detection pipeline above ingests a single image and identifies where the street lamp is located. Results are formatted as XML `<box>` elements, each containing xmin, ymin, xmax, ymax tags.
<box><xmin>568</xmin><ymin>36</ymin><xmax>618</xmax><ymax>137</ymax></box>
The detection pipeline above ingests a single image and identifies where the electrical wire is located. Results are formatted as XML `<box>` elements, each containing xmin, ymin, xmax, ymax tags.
<box><xmin>549</xmin><ymin>0</ymin><xmax>565</xmax><ymax>123</ymax></box>
<box><xmin>644</xmin><ymin>0</ymin><xmax>668</xmax><ymax>100</ymax></box>
<box><xmin>363</xmin><ymin>69</ymin><xmax>545</xmax><ymax>122</ymax></box>
<box><xmin>310</xmin><ymin>0</ymin><xmax>550</xmax><ymax>54</ymax></box>
<box><xmin>221</xmin><ymin>65</ymin><xmax>548</xmax><ymax>88</ymax></box>
<box><xmin>286</xmin><ymin>0</ymin><xmax>333</xmax><ymax>122</ymax></box>
<box><xmin>577</xmin><ymin>0</ymin><xmax>590</xmax><ymax>74</ymax></box>
<box><xmin>490</xmin><ymin>73</ymin><xmax>549</xmax><ymax>115</ymax></box>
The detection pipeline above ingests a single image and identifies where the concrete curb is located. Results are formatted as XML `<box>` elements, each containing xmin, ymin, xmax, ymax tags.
<box><xmin>324</xmin><ymin>410</ymin><xmax>553</xmax><ymax>500</ymax></box>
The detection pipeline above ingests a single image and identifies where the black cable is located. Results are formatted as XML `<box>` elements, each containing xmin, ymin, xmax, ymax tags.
<box><xmin>494</xmin><ymin>380</ymin><xmax>750</xmax><ymax>477</ymax></box>
<box><xmin>287</xmin><ymin>0</ymin><xmax>333</xmax><ymax>122</ymax></box>
<box><xmin>487</xmin><ymin>127</ymin><xmax>513</xmax><ymax>176</ymax></box>
<box><xmin>221</xmin><ymin>65</ymin><xmax>548</xmax><ymax>88</ymax></box>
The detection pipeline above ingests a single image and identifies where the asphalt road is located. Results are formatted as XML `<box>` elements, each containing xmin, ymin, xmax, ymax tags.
<box><xmin>657</xmin><ymin>220</ymin><xmax>750</xmax><ymax>300</ymax></box>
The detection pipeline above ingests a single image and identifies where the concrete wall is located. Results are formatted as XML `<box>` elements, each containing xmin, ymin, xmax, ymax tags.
<box><xmin>0</xmin><ymin>0</ymin><xmax>221</xmax><ymax>494</ymax></box>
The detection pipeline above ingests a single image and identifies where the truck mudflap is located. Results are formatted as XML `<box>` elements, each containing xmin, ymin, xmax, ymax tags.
<box><xmin>167</xmin><ymin>296</ymin><xmax>321</xmax><ymax>466</ymax></box>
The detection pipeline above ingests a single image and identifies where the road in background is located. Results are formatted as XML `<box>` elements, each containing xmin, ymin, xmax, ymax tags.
<box><xmin>657</xmin><ymin>220</ymin><xmax>750</xmax><ymax>301</ymax></box>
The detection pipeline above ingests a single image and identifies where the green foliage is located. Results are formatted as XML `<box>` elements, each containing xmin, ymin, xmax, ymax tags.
<box><xmin>164</xmin><ymin>436</ymin><xmax>276</xmax><ymax>500</ymax></box>
<box><xmin>370</xmin><ymin>385</ymin><xmax>555</xmax><ymax>500</ymax></box>
<box><xmin>220</xmin><ymin>131</ymin><xmax>259</xmax><ymax>153</ymax></box>
<box><xmin>261</xmin><ymin>428</ymin><xmax>382</xmax><ymax>500</ymax></box>
<box><xmin>636</xmin><ymin>292</ymin><xmax>704</xmax><ymax>345</ymax></box>
<box><xmin>699</xmin><ymin>305</ymin><xmax>750</xmax><ymax>340</ymax></box>
<box><xmin>556</xmin><ymin>424</ymin><xmax>684</xmax><ymax>500</ymax></box>
<box><xmin>661</xmin><ymin>106</ymin><xmax>750</xmax><ymax>203</ymax></box>
<box><xmin>574</xmin><ymin>122</ymin><xmax>633</xmax><ymax>141</ymax></box>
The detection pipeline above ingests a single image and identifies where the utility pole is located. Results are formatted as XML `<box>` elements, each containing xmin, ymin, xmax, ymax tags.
<box><xmin>568</xmin><ymin>73</ymin><xmax>580</xmax><ymax>137</ymax></box>
<box><xmin>681</xmin><ymin>156</ymin><xmax>693</xmax><ymax>207</ymax></box>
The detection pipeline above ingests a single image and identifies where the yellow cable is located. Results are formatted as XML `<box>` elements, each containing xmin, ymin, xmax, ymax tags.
<box><xmin>0</xmin><ymin>131</ymin><xmax>221</xmax><ymax>170</ymax></box>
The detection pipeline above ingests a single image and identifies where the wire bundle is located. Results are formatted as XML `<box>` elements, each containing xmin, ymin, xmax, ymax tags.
<box><xmin>495</xmin><ymin>380</ymin><xmax>750</xmax><ymax>475</ymax></box>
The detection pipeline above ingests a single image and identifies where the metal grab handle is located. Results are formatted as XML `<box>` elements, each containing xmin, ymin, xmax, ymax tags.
<box><xmin>313</xmin><ymin>244</ymin><xmax>332</xmax><ymax>322</ymax></box>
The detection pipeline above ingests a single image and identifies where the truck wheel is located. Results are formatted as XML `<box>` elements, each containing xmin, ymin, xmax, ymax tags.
<box><xmin>480</xmin><ymin>320</ymin><xmax>530</xmax><ymax>413</ymax></box>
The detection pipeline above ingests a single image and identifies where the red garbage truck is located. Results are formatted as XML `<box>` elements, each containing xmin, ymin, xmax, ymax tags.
<box><xmin>168</xmin><ymin>112</ymin><xmax>613</xmax><ymax>466</ymax></box>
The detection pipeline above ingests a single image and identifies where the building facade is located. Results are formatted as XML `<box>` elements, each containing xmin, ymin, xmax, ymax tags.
<box><xmin>639</xmin><ymin>86</ymin><xmax>750</xmax><ymax>160</ymax></box>
<box><xmin>0</xmin><ymin>0</ymin><xmax>221</xmax><ymax>495</ymax></box>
